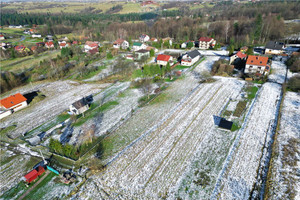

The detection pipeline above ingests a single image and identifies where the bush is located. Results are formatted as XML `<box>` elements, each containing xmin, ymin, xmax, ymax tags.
<box><xmin>287</xmin><ymin>75</ymin><xmax>300</xmax><ymax>92</ymax></box>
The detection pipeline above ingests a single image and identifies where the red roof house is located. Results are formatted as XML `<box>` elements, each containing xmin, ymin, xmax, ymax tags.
<box><xmin>245</xmin><ymin>55</ymin><xmax>270</xmax><ymax>75</ymax></box>
<box><xmin>0</xmin><ymin>93</ymin><xmax>27</xmax><ymax>111</ymax></box>
<box><xmin>198</xmin><ymin>37</ymin><xmax>216</xmax><ymax>49</ymax></box>
<box><xmin>37</xmin><ymin>166</ymin><xmax>45</xmax><ymax>176</ymax></box>
<box><xmin>156</xmin><ymin>54</ymin><xmax>173</xmax><ymax>66</ymax></box>
<box><xmin>14</xmin><ymin>45</ymin><xmax>26</xmax><ymax>52</ymax></box>
<box><xmin>24</xmin><ymin>169</ymin><xmax>38</xmax><ymax>183</ymax></box>
<box><xmin>45</xmin><ymin>41</ymin><xmax>54</xmax><ymax>48</ymax></box>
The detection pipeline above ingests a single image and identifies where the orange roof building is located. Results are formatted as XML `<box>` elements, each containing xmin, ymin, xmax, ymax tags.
<box><xmin>156</xmin><ymin>54</ymin><xmax>173</xmax><ymax>66</ymax></box>
<box><xmin>245</xmin><ymin>55</ymin><xmax>270</xmax><ymax>75</ymax></box>
<box><xmin>0</xmin><ymin>93</ymin><xmax>27</xmax><ymax>112</ymax></box>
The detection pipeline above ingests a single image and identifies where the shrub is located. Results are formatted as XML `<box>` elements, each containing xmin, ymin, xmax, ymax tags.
<box><xmin>287</xmin><ymin>75</ymin><xmax>300</xmax><ymax>92</ymax></box>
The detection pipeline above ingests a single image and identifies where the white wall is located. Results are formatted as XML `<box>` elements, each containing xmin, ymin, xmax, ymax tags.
<box><xmin>12</xmin><ymin>101</ymin><xmax>27</xmax><ymax>112</ymax></box>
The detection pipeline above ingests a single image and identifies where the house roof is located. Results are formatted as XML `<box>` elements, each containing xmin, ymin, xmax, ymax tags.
<box><xmin>135</xmin><ymin>49</ymin><xmax>149</xmax><ymax>53</ymax></box>
<box><xmin>187</xmin><ymin>50</ymin><xmax>201</xmax><ymax>59</ymax></box>
<box><xmin>113</xmin><ymin>39</ymin><xmax>125</xmax><ymax>45</ymax></box>
<box><xmin>246</xmin><ymin>55</ymin><xmax>268</xmax><ymax>66</ymax></box>
<box><xmin>0</xmin><ymin>93</ymin><xmax>27</xmax><ymax>109</ymax></box>
<box><xmin>60</xmin><ymin>43</ymin><xmax>66</xmax><ymax>47</ymax></box>
<box><xmin>265</xmin><ymin>41</ymin><xmax>284</xmax><ymax>50</ymax></box>
<box><xmin>45</xmin><ymin>41</ymin><xmax>54</xmax><ymax>46</ymax></box>
<box><xmin>31</xmin><ymin>46</ymin><xmax>37</xmax><ymax>51</ymax></box>
<box><xmin>133</xmin><ymin>42</ymin><xmax>143</xmax><ymax>46</ymax></box>
<box><xmin>236</xmin><ymin>51</ymin><xmax>247</xmax><ymax>59</ymax></box>
<box><xmin>72</xmin><ymin>98</ymin><xmax>88</xmax><ymax>109</ymax></box>
<box><xmin>24</xmin><ymin>169</ymin><xmax>38</xmax><ymax>182</ymax></box>
<box><xmin>15</xmin><ymin>45</ymin><xmax>26</xmax><ymax>51</ymax></box>
<box><xmin>0</xmin><ymin>34</ymin><xmax>4</xmax><ymax>37</ymax></box>
<box><xmin>157</xmin><ymin>54</ymin><xmax>171</xmax><ymax>62</ymax></box>
<box><xmin>140</xmin><ymin>34</ymin><xmax>149</xmax><ymax>38</ymax></box>
<box><xmin>219</xmin><ymin>118</ymin><xmax>233</xmax><ymax>130</ymax></box>
<box><xmin>199</xmin><ymin>37</ymin><xmax>213</xmax><ymax>42</ymax></box>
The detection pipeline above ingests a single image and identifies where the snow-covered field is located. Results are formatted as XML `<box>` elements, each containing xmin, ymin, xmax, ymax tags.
<box><xmin>212</xmin><ymin>83</ymin><xmax>282</xmax><ymax>199</ymax></box>
<box><xmin>266</xmin><ymin>91</ymin><xmax>300</xmax><ymax>200</ymax></box>
<box><xmin>75</xmin><ymin>77</ymin><xmax>245</xmax><ymax>199</ymax></box>
<box><xmin>198</xmin><ymin>50</ymin><xmax>229</xmax><ymax>56</ymax></box>
<box><xmin>268</xmin><ymin>61</ymin><xmax>293</xmax><ymax>84</ymax></box>
<box><xmin>1</xmin><ymin>81</ymin><xmax>109</xmax><ymax>139</ymax></box>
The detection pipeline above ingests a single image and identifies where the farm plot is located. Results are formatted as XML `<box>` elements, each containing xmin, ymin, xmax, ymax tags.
<box><xmin>1</xmin><ymin>81</ymin><xmax>109</xmax><ymax>139</ymax></box>
<box><xmin>266</xmin><ymin>91</ymin><xmax>300</xmax><ymax>200</ymax></box>
<box><xmin>0</xmin><ymin>143</ymin><xmax>41</xmax><ymax>197</ymax></box>
<box><xmin>212</xmin><ymin>82</ymin><xmax>282</xmax><ymax>199</ymax></box>
<box><xmin>76</xmin><ymin>78</ymin><xmax>245</xmax><ymax>199</ymax></box>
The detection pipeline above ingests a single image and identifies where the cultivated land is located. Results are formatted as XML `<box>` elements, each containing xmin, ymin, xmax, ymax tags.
<box><xmin>266</xmin><ymin>91</ymin><xmax>300</xmax><ymax>200</ymax></box>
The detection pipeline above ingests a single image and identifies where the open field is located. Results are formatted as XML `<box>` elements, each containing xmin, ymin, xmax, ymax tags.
<box><xmin>1</xmin><ymin>50</ymin><xmax>61</xmax><ymax>72</ymax></box>
<box><xmin>2</xmin><ymin>2</ymin><xmax>142</xmax><ymax>14</ymax></box>
<box><xmin>212</xmin><ymin>82</ymin><xmax>282</xmax><ymax>199</ymax></box>
<box><xmin>76</xmin><ymin>77</ymin><xmax>245</xmax><ymax>199</ymax></box>
<box><xmin>265</xmin><ymin>91</ymin><xmax>300</xmax><ymax>200</ymax></box>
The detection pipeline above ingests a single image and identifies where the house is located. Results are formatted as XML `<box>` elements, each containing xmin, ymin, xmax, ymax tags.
<box><xmin>23</xmin><ymin>29</ymin><xmax>31</xmax><ymax>35</ymax></box>
<box><xmin>150</xmin><ymin>38</ymin><xmax>158</xmax><ymax>42</ymax></box>
<box><xmin>244</xmin><ymin>55</ymin><xmax>270</xmax><ymax>75</ymax></box>
<box><xmin>72</xmin><ymin>41</ymin><xmax>79</xmax><ymax>45</ymax></box>
<box><xmin>23</xmin><ymin>169</ymin><xmax>38</xmax><ymax>183</ymax></box>
<box><xmin>156</xmin><ymin>54</ymin><xmax>173</xmax><ymax>66</ymax></box>
<box><xmin>69</xmin><ymin>96</ymin><xmax>92</xmax><ymax>115</ymax></box>
<box><xmin>31</xmin><ymin>46</ymin><xmax>38</xmax><ymax>52</ymax></box>
<box><xmin>22</xmin><ymin>166</ymin><xmax>45</xmax><ymax>184</ymax></box>
<box><xmin>0</xmin><ymin>93</ymin><xmax>28</xmax><ymax>112</ymax></box>
<box><xmin>126</xmin><ymin>54</ymin><xmax>134</xmax><ymax>60</ymax></box>
<box><xmin>14</xmin><ymin>45</ymin><xmax>27</xmax><ymax>52</ymax></box>
<box><xmin>146</xmin><ymin>46</ymin><xmax>158</xmax><ymax>53</ymax></box>
<box><xmin>59</xmin><ymin>42</ymin><xmax>68</xmax><ymax>49</ymax></box>
<box><xmin>1</xmin><ymin>42</ymin><xmax>11</xmax><ymax>50</ymax></box>
<box><xmin>32</xmin><ymin>34</ymin><xmax>42</xmax><ymax>38</ymax></box>
<box><xmin>45</xmin><ymin>41</ymin><xmax>54</xmax><ymax>48</ymax></box>
<box><xmin>181</xmin><ymin>50</ymin><xmax>201</xmax><ymax>66</ymax></box>
<box><xmin>265</xmin><ymin>41</ymin><xmax>285</xmax><ymax>55</ymax></box>
<box><xmin>36</xmin><ymin>42</ymin><xmax>45</xmax><ymax>47</ymax></box>
<box><xmin>45</xmin><ymin>35</ymin><xmax>53</xmax><ymax>41</ymax></box>
<box><xmin>88</xmin><ymin>48</ymin><xmax>99</xmax><ymax>55</ymax></box>
<box><xmin>198</xmin><ymin>37</ymin><xmax>216</xmax><ymax>49</ymax></box>
<box><xmin>84</xmin><ymin>41</ymin><xmax>99</xmax><ymax>52</ymax></box>
<box><xmin>113</xmin><ymin>39</ymin><xmax>129</xmax><ymax>49</ymax></box>
<box><xmin>0</xmin><ymin>34</ymin><xmax>5</xmax><ymax>40</ymax></box>
<box><xmin>135</xmin><ymin>49</ymin><xmax>150</xmax><ymax>60</ymax></box>
<box><xmin>132</xmin><ymin>42</ymin><xmax>147</xmax><ymax>51</ymax></box>
<box><xmin>230</xmin><ymin>51</ymin><xmax>247</xmax><ymax>64</ymax></box>
<box><xmin>139</xmin><ymin>34</ymin><xmax>150</xmax><ymax>42</ymax></box>
<box><xmin>15</xmin><ymin>25</ymin><xmax>23</xmax><ymax>29</ymax></box>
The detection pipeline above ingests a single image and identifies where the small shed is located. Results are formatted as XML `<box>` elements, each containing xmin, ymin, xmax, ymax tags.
<box><xmin>69</xmin><ymin>96</ymin><xmax>91</xmax><ymax>115</ymax></box>
<box><xmin>213</xmin><ymin>115</ymin><xmax>233</xmax><ymax>130</ymax></box>
<box><xmin>37</xmin><ymin>166</ymin><xmax>45</xmax><ymax>176</ymax></box>
<box><xmin>24</xmin><ymin>169</ymin><xmax>38</xmax><ymax>183</ymax></box>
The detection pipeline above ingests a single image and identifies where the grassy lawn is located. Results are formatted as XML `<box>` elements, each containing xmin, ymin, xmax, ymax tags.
<box><xmin>233</xmin><ymin>101</ymin><xmax>247</xmax><ymax>117</ymax></box>
<box><xmin>0</xmin><ymin>181</ymin><xmax>27</xmax><ymax>200</ymax></box>
<box><xmin>246</xmin><ymin>86</ymin><xmax>259</xmax><ymax>99</ymax></box>
<box><xmin>1</xmin><ymin>50</ymin><xmax>60</xmax><ymax>72</ymax></box>
<box><xmin>174</xmin><ymin>65</ymin><xmax>190</xmax><ymax>70</ymax></box>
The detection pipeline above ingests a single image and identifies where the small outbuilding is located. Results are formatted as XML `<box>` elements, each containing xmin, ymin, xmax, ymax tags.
<box><xmin>69</xmin><ymin>96</ymin><xmax>93</xmax><ymax>115</ymax></box>
<box><xmin>213</xmin><ymin>115</ymin><xmax>233</xmax><ymax>130</ymax></box>
<box><xmin>23</xmin><ymin>169</ymin><xmax>38</xmax><ymax>183</ymax></box>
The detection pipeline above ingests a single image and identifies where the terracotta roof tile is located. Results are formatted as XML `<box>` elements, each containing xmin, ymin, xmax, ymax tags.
<box><xmin>246</xmin><ymin>55</ymin><xmax>268</xmax><ymax>66</ymax></box>
<box><xmin>0</xmin><ymin>93</ymin><xmax>27</xmax><ymax>109</ymax></box>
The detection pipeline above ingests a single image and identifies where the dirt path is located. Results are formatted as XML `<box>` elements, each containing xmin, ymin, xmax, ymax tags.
<box><xmin>18</xmin><ymin>170</ymin><xmax>50</xmax><ymax>200</ymax></box>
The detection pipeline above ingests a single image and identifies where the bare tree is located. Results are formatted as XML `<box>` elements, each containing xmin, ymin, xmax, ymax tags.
<box><xmin>140</xmin><ymin>78</ymin><xmax>153</xmax><ymax>99</ymax></box>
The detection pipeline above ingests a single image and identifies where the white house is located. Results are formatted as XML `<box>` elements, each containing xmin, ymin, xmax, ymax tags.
<box><xmin>156</xmin><ymin>54</ymin><xmax>173</xmax><ymax>66</ymax></box>
<box><xmin>244</xmin><ymin>55</ymin><xmax>270</xmax><ymax>75</ymax></box>
<box><xmin>0</xmin><ymin>93</ymin><xmax>27</xmax><ymax>113</ymax></box>
<box><xmin>135</xmin><ymin>49</ymin><xmax>150</xmax><ymax>60</ymax></box>
<box><xmin>198</xmin><ymin>37</ymin><xmax>216</xmax><ymax>49</ymax></box>
<box><xmin>84</xmin><ymin>41</ymin><xmax>99</xmax><ymax>52</ymax></box>
<box><xmin>265</xmin><ymin>41</ymin><xmax>285</xmax><ymax>55</ymax></box>
<box><xmin>0</xmin><ymin>35</ymin><xmax>5</xmax><ymax>40</ymax></box>
<box><xmin>181</xmin><ymin>50</ymin><xmax>201</xmax><ymax>66</ymax></box>
<box><xmin>69</xmin><ymin>97</ymin><xmax>90</xmax><ymax>115</ymax></box>
<box><xmin>229</xmin><ymin>51</ymin><xmax>247</xmax><ymax>64</ymax></box>
<box><xmin>132</xmin><ymin>42</ymin><xmax>147</xmax><ymax>51</ymax></box>
<box><xmin>58</xmin><ymin>41</ymin><xmax>69</xmax><ymax>49</ymax></box>
<box><xmin>113</xmin><ymin>39</ymin><xmax>129</xmax><ymax>49</ymax></box>
<box><xmin>139</xmin><ymin>34</ymin><xmax>150</xmax><ymax>42</ymax></box>
<box><xmin>32</xmin><ymin>34</ymin><xmax>42</xmax><ymax>38</ymax></box>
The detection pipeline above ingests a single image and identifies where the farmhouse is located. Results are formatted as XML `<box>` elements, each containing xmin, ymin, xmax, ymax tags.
<box><xmin>181</xmin><ymin>50</ymin><xmax>201</xmax><ymax>66</ymax></box>
<box><xmin>135</xmin><ymin>49</ymin><xmax>150</xmax><ymax>60</ymax></box>
<box><xmin>156</xmin><ymin>54</ymin><xmax>173</xmax><ymax>66</ymax></box>
<box><xmin>230</xmin><ymin>51</ymin><xmax>247</xmax><ymax>64</ymax></box>
<box><xmin>265</xmin><ymin>41</ymin><xmax>285</xmax><ymax>55</ymax></box>
<box><xmin>133</xmin><ymin>42</ymin><xmax>147</xmax><ymax>51</ymax></box>
<box><xmin>139</xmin><ymin>34</ymin><xmax>150</xmax><ymax>42</ymax></box>
<box><xmin>0</xmin><ymin>34</ymin><xmax>5</xmax><ymax>40</ymax></box>
<box><xmin>69</xmin><ymin>97</ymin><xmax>91</xmax><ymax>115</ymax></box>
<box><xmin>244</xmin><ymin>55</ymin><xmax>270</xmax><ymax>75</ymax></box>
<box><xmin>84</xmin><ymin>41</ymin><xmax>99</xmax><ymax>52</ymax></box>
<box><xmin>198</xmin><ymin>37</ymin><xmax>216</xmax><ymax>49</ymax></box>
<box><xmin>32</xmin><ymin>34</ymin><xmax>42</xmax><ymax>38</ymax></box>
<box><xmin>58</xmin><ymin>41</ymin><xmax>70</xmax><ymax>49</ymax></box>
<box><xmin>45</xmin><ymin>41</ymin><xmax>54</xmax><ymax>48</ymax></box>
<box><xmin>0</xmin><ymin>93</ymin><xmax>27</xmax><ymax>112</ymax></box>
<box><xmin>113</xmin><ymin>39</ymin><xmax>129</xmax><ymax>49</ymax></box>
